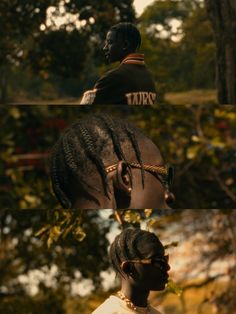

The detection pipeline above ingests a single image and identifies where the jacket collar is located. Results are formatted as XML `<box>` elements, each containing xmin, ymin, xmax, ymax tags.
<box><xmin>121</xmin><ymin>53</ymin><xmax>145</xmax><ymax>65</ymax></box>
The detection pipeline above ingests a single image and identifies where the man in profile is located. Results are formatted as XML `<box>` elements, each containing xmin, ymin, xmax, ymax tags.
<box><xmin>80</xmin><ymin>23</ymin><xmax>157</xmax><ymax>105</ymax></box>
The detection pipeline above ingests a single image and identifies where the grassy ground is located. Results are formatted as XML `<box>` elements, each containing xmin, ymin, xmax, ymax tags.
<box><xmin>165</xmin><ymin>89</ymin><xmax>217</xmax><ymax>105</ymax></box>
<box><xmin>9</xmin><ymin>89</ymin><xmax>217</xmax><ymax>105</ymax></box>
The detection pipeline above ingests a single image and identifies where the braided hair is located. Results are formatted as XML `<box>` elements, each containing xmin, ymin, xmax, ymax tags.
<box><xmin>110</xmin><ymin>22</ymin><xmax>141</xmax><ymax>51</ymax></box>
<box><xmin>109</xmin><ymin>227</ymin><xmax>163</xmax><ymax>277</ymax></box>
<box><xmin>50</xmin><ymin>114</ymin><xmax>146</xmax><ymax>209</ymax></box>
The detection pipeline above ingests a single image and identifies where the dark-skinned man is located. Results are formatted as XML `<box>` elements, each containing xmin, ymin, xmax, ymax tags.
<box><xmin>80</xmin><ymin>23</ymin><xmax>157</xmax><ymax>105</ymax></box>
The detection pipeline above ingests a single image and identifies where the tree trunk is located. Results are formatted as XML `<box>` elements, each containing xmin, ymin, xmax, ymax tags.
<box><xmin>205</xmin><ymin>0</ymin><xmax>236</xmax><ymax>104</ymax></box>
<box><xmin>0</xmin><ymin>65</ymin><xmax>8</xmax><ymax>104</ymax></box>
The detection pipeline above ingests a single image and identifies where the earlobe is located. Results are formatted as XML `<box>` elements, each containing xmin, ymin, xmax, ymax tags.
<box><xmin>164</xmin><ymin>189</ymin><xmax>175</xmax><ymax>205</ymax></box>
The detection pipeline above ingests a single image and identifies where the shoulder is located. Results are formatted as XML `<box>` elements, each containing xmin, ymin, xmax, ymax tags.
<box><xmin>92</xmin><ymin>295</ymin><xmax>123</xmax><ymax>314</ymax></box>
<box><xmin>95</xmin><ymin>67</ymin><xmax>122</xmax><ymax>87</ymax></box>
<box><xmin>149</xmin><ymin>305</ymin><xmax>163</xmax><ymax>314</ymax></box>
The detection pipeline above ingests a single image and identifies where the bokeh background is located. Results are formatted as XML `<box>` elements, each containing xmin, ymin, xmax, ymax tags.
<box><xmin>1</xmin><ymin>0</ymin><xmax>233</xmax><ymax>104</ymax></box>
<box><xmin>0</xmin><ymin>105</ymin><xmax>236</xmax><ymax>209</ymax></box>
<box><xmin>1</xmin><ymin>209</ymin><xmax>236</xmax><ymax>314</ymax></box>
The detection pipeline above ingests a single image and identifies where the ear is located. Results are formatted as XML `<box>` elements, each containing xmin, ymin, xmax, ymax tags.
<box><xmin>111</xmin><ymin>161</ymin><xmax>133</xmax><ymax>208</ymax></box>
<box><xmin>114</xmin><ymin>161</ymin><xmax>132</xmax><ymax>195</ymax></box>
<box><xmin>123</xmin><ymin>39</ymin><xmax>130</xmax><ymax>51</ymax></box>
<box><xmin>120</xmin><ymin>261</ymin><xmax>132</xmax><ymax>275</ymax></box>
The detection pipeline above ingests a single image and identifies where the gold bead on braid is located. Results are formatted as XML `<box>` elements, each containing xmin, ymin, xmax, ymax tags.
<box><xmin>105</xmin><ymin>164</ymin><xmax>117</xmax><ymax>173</ymax></box>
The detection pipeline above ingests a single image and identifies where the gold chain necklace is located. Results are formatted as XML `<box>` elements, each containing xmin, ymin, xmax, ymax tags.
<box><xmin>117</xmin><ymin>291</ymin><xmax>150</xmax><ymax>313</ymax></box>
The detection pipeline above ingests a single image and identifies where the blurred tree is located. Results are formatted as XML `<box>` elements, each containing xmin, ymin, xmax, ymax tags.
<box><xmin>0</xmin><ymin>210</ymin><xmax>110</xmax><ymax>295</ymax></box>
<box><xmin>26</xmin><ymin>0</ymin><xmax>136</xmax><ymax>96</ymax></box>
<box><xmin>63</xmin><ymin>0</ymin><xmax>135</xmax><ymax>44</ymax></box>
<box><xmin>28</xmin><ymin>29</ymin><xmax>90</xmax><ymax>97</ymax></box>
<box><xmin>0</xmin><ymin>0</ymin><xmax>135</xmax><ymax>102</ymax></box>
<box><xmin>0</xmin><ymin>0</ymin><xmax>59</xmax><ymax>103</ymax></box>
<box><xmin>139</xmin><ymin>0</ymin><xmax>215</xmax><ymax>98</ymax></box>
<box><xmin>205</xmin><ymin>0</ymin><xmax>236</xmax><ymax>104</ymax></box>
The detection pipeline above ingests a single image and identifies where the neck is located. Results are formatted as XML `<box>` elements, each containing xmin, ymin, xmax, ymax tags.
<box><xmin>120</xmin><ymin>283</ymin><xmax>150</xmax><ymax>307</ymax></box>
<box><xmin>119</xmin><ymin>50</ymin><xmax>136</xmax><ymax>62</ymax></box>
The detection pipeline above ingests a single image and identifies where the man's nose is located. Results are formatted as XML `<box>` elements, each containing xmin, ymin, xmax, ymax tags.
<box><xmin>166</xmin><ymin>262</ymin><xmax>171</xmax><ymax>271</ymax></box>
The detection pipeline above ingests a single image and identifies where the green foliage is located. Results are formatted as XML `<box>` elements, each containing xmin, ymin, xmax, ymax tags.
<box><xmin>29</xmin><ymin>30</ymin><xmax>88</xmax><ymax>78</ymax></box>
<box><xmin>35</xmin><ymin>210</ymin><xmax>86</xmax><ymax>248</ymax></box>
<box><xmin>139</xmin><ymin>0</ymin><xmax>215</xmax><ymax>95</ymax></box>
<box><xmin>0</xmin><ymin>209</ymin><xmax>110</xmax><ymax>293</ymax></box>
<box><xmin>0</xmin><ymin>0</ymin><xmax>57</xmax><ymax>65</ymax></box>
<box><xmin>167</xmin><ymin>279</ymin><xmax>183</xmax><ymax>297</ymax></box>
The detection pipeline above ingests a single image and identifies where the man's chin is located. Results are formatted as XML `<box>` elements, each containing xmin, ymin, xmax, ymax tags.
<box><xmin>151</xmin><ymin>281</ymin><xmax>168</xmax><ymax>291</ymax></box>
<box><xmin>152</xmin><ymin>286</ymin><xmax>166</xmax><ymax>291</ymax></box>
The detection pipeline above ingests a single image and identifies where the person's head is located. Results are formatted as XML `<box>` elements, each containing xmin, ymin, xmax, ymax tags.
<box><xmin>110</xmin><ymin>227</ymin><xmax>170</xmax><ymax>291</ymax></box>
<box><xmin>103</xmin><ymin>22</ymin><xmax>141</xmax><ymax>63</ymax></box>
<box><xmin>50</xmin><ymin>113</ymin><xmax>174</xmax><ymax>209</ymax></box>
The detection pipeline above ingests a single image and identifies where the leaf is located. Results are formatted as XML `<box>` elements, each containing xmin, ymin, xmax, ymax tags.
<box><xmin>144</xmin><ymin>209</ymin><xmax>153</xmax><ymax>218</ymax></box>
<box><xmin>123</xmin><ymin>210</ymin><xmax>141</xmax><ymax>224</ymax></box>
<box><xmin>72</xmin><ymin>226</ymin><xmax>86</xmax><ymax>242</ymax></box>
<box><xmin>211</xmin><ymin>137</ymin><xmax>225</xmax><ymax>149</ymax></box>
<box><xmin>167</xmin><ymin>279</ymin><xmax>183</xmax><ymax>296</ymax></box>
<box><xmin>35</xmin><ymin>224</ymin><xmax>51</xmax><ymax>237</ymax></box>
<box><xmin>186</xmin><ymin>145</ymin><xmax>200</xmax><ymax>159</ymax></box>
<box><xmin>146</xmin><ymin>218</ymin><xmax>160</xmax><ymax>230</ymax></box>
<box><xmin>47</xmin><ymin>225</ymin><xmax>62</xmax><ymax>248</ymax></box>
<box><xmin>62</xmin><ymin>224</ymin><xmax>73</xmax><ymax>239</ymax></box>
<box><xmin>9</xmin><ymin>107</ymin><xmax>21</xmax><ymax>119</ymax></box>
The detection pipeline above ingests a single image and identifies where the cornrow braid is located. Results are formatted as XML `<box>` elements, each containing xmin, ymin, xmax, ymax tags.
<box><xmin>62</xmin><ymin>129</ymin><xmax>97</xmax><ymax>195</ymax></box>
<box><xmin>98</xmin><ymin>114</ymin><xmax>128</xmax><ymax>163</ymax></box>
<box><xmin>50</xmin><ymin>143</ymin><xmax>72</xmax><ymax>209</ymax></box>
<box><xmin>76</xmin><ymin>124</ymin><xmax>110</xmax><ymax>197</ymax></box>
<box><xmin>50</xmin><ymin>114</ymin><xmax>148</xmax><ymax>209</ymax></box>
<box><xmin>110</xmin><ymin>23</ymin><xmax>141</xmax><ymax>51</ymax></box>
<box><xmin>110</xmin><ymin>228</ymin><xmax>135</xmax><ymax>277</ymax></box>
<box><xmin>125</xmin><ymin>125</ymin><xmax>145</xmax><ymax>187</ymax></box>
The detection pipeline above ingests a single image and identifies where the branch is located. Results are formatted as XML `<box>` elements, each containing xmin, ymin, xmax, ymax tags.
<box><xmin>211</xmin><ymin>168</ymin><xmax>236</xmax><ymax>202</ymax></box>
<box><xmin>181</xmin><ymin>273</ymin><xmax>226</xmax><ymax>292</ymax></box>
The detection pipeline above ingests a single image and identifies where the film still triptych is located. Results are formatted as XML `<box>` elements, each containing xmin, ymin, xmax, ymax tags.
<box><xmin>1</xmin><ymin>2</ymin><xmax>236</xmax><ymax>313</ymax></box>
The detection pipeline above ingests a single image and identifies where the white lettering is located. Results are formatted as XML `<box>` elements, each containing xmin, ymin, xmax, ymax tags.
<box><xmin>125</xmin><ymin>92</ymin><xmax>156</xmax><ymax>105</ymax></box>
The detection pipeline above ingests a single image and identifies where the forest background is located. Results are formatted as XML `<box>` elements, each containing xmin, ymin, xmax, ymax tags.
<box><xmin>1</xmin><ymin>0</ymin><xmax>235</xmax><ymax>104</ymax></box>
